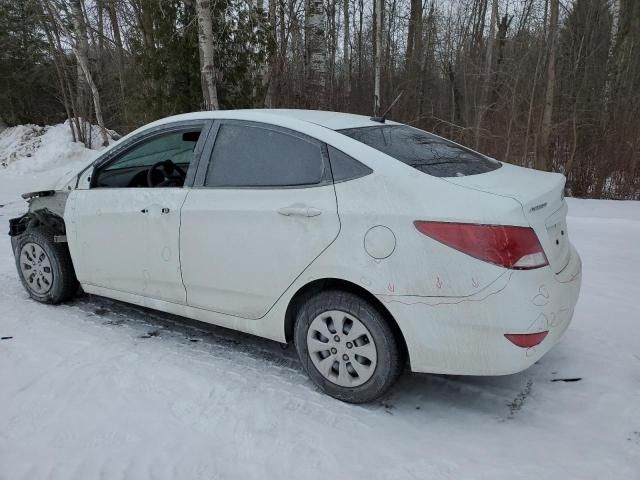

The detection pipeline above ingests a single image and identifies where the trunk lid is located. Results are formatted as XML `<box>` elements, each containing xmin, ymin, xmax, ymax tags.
<box><xmin>445</xmin><ymin>162</ymin><xmax>570</xmax><ymax>274</ymax></box>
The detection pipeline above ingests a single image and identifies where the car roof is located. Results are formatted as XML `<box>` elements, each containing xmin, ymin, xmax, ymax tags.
<box><xmin>141</xmin><ymin>109</ymin><xmax>401</xmax><ymax>132</ymax></box>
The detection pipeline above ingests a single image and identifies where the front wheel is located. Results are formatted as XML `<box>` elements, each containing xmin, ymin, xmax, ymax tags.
<box><xmin>14</xmin><ymin>226</ymin><xmax>78</xmax><ymax>304</ymax></box>
<box><xmin>294</xmin><ymin>290</ymin><xmax>404</xmax><ymax>403</ymax></box>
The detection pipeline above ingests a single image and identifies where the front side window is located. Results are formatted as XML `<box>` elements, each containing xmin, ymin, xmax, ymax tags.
<box><xmin>94</xmin><ymin>129</ymin><xmax>201</xmax><ymax>188</ymax></box>
<box><xmin>205</xmin><ymin>124</ymin><xmax>324</xmax><ymax>187</ymax></box>
<box><xmin>339</xmin><ymin>125</ymin><xmax>501</xmax><ymax>177</ymax></box>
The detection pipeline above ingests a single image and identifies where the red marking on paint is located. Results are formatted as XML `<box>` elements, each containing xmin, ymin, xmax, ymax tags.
<box><xmin>387</xmin><ymin>283</ymin><xmax>395</xmax><ymax>293</ymax></box>
<box><xmin>472</xmin><ymin>277</ymin><xmax>479</xmax><ymax>288</ymax></box>
<box><xmin>435</xmin><ymin>277</ymin><xmax>443</xmax><ymax>289</ymax></box>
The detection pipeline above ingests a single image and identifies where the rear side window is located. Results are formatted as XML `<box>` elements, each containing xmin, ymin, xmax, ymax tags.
<box><xmin>205</xmin><ymin>124</ymin><xmax>324</xmax><ymax>187</ymax></box>
<box><xmin>339</xmin><ymin>125</ymin><xmax>501</xmax><ymax>177</ymax></box>
<box><xmin>327</xmin><ymin>146</ymin><xmax>372</xmax><ymax>182</ymax></box>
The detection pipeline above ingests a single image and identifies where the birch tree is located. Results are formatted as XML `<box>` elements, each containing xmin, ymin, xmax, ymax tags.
<box><xmin>195</xmin><ymin>0</ymin><xmax>220</xmax><ymax>110</ymax></box>
<box><xmin>66</xmin><ymin>0</ymin><xmax>110</xmax><ymax>146</ymax></box>
<box><xmin>306</xmin><ymin>0</ymin><xmax>327</xmax><ymax>107</ymax></box>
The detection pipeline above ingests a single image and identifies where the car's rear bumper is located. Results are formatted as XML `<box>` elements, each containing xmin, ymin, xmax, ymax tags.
<box><xmin>377</xmin><ymin>243</ymin><xmax>582</xmax><ymax>375</ymax></box>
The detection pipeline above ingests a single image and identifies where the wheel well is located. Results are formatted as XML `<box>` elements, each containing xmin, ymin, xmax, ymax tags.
<box><xmin>284</xmin><ymin>278</ymin><xmax>409</xmax><ymax>364</ymax></box>
<box><xmin>10</xmin><ymin>208</ymin><xmax>66</xmax><ymax>237</ymax></box>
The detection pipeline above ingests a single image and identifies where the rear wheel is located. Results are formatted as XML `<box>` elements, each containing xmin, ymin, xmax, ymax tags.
<box><xmin>14</xmin><ymin>227</ymin><xmax>78</xmax><ymax>304</ymax></box>
<box><xmin>294</xmin><ymin>290</ymin><xmax>403</xmax><ymax>403</ymax></box>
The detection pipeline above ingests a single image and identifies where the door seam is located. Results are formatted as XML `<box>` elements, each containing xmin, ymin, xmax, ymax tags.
<box><xmin>177</xmin><ymin>189</ymin><xmax>191</xmax><ymax>305</ymax></box>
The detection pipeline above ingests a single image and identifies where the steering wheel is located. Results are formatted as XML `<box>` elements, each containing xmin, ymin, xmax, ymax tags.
<box><xmin>147</xmin><ymin>160</ymin><xmax>187</xmax><ymax>188</ymax></box>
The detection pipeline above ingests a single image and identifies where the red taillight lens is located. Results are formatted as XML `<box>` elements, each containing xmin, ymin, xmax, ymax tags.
<box><xmin>414</xmin><ymin>221</ymin><xmax>548</xmax><ymax>269</ymax></box>
<box><xmin>504</xmin><ymin>331</ymin><xmax>548</xmax><ymax>348</ymax></box>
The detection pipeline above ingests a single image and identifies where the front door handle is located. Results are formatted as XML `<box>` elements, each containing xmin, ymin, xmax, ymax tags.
<box><xmin>277</xmin><ymin>205</ymin><xmax>322</xmax><ymax>217</ymax></box>
<box><xmin>141</xmin><ymin>207</ymin><xmax>170</xmax><ymax>214</ymax></box>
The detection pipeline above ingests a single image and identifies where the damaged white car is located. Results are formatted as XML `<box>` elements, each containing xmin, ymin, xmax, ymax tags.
<box><xmin>9</xmin><ymin>110</ymin><xmax>582</xmax><ymax>403</ymax></box>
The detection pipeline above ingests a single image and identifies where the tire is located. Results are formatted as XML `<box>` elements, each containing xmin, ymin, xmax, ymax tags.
<box><xmin>14</xmin><ymin>226</ymin><xmax>78</xmax><ymax>304</ymax></box>
<box><xmin>294</xmin><ymin>290</ymin><xmax>403</xmax><ymax>403</ymax></box>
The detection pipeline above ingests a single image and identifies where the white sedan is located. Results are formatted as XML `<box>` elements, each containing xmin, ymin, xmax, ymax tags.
<box><xmin>9</xmin><ymin>110</ymin><xmax>582</xmax><ymax>403</ymax></box>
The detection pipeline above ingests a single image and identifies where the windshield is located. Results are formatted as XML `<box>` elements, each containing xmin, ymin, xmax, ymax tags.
<box><xmin>339</xmin><ymin>125</ymin><xmax>501</xmax><ymax>177</ymax></box>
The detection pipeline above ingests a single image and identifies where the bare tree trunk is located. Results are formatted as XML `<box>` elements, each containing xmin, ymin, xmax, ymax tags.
<box><xmin>385</xmin><ymin>0</ymin><xmax>396</xmax><ymax>102</ymax></box>
<box><xmin>522</xmin><ymin>46</ymin><xmax>543</xmax><ymax>167</ymax></box>
<box><xmin>96</xmin><ymin>0</ymin><xmax>105</xmax><ymax>63</ymax></box>
<box><xmin>343</xmin><ymin>0</ymin><xmax>350</xmax><ymax>103</ymax></box>
<box><xmin>195</xmin><ymin>0</ymin><xmax>220</xmax><ymax>110</ymax></box>
<box><xmin>474</xmin><ymin>0</ymin><xmax>498</xmax><ymax>148</ymax></box>
<box><xmin>357</xmin><ymin>0</ymin><xmax>363</xmax><ymax>90</ymax></box>
<box><xmin>71</xmin><ymin>0</ymin><xmax>109</xmax><ymax>146</ymax></box>
<box><xmin>373</xmin><ymin>0</ymin><xmax>383</xmax><ymax>116</ymax></box>
<box><xmin>538</xmin><ymin>0</ymin><xmax>559</xmax><ymax>171</ymax></box>
<box><xmin>448</xmin><ymin>63</ymin><xmax>463</xmax><ymax>124</ymax></box>
<box><xmin>417</xmin><ymin>2</ymin><xmax>435</xmax><ymax>121</ymax></box>
<box><xmin>475</xmin><ymin>0</ymin><xmax>489</xmax><ymax>51</ymax></box>
<box><xmin>406</xmin><ymin>0</ymin><xmax>422</xmax><ymax>66</ymax></box>
<box><xmin>277</xmin><ymin>0</ymin><xmax>287</xmax><ymax>105</ymax></box>
<box><xmin>43</xmin><ymin>0</ymin><xmax>84</xmax><ymax>143</ymax></box>
<box><xmin>263</xmin><ymin>0</ymin><xmax>277</xmax><ymax>107</ymax></box>
<box><xmin>72</xmin><ymin>0</ymin><xmax>89</xmax><ymax>132</ymax></box>
<box><xmin>291</xmin><ymin>0</ymin><xmax>304</xmax><ymax>102</ymax></box>
<box><xmin>41</xmin><ymin>13</ymin><xmax>76</xmax><ymax>142</ymax></box>
<box><xmin>305</xmin><ymin>0</ymin><xmax>327</xmax><ymax>107</ymax></box>
<box><xmin>327</xmin><ymin>0</ymin><xmax>337</xmax><ymax>107</ymax></box>
<box><xmin>603</xmin><ymin>0</ymin><xmax>621</xmax><ymax>110</ymax></box>
<box><xmin>406</xmin><ymin>0</ymin><xmax>423</xmax><ymax>117</ymax></box>
<box><xmin>74</xmin><ymin>45</ymin><xmax>109</xmax><ymax>147</ymax></box>
<box><xmin>106</xmin><ymin>0</ymin><xmax>126</xmax><ymax>115</ymax></box>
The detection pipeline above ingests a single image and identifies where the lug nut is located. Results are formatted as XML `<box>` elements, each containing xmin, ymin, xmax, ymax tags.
<box><xmin>346</xmin><ymin>342</ymin><xmax>353</xmax><ymax>349</ymax></box>
<box><xmin>342</xmin><ymin>354</ymin><xmax>349</xmax><ymax>361</ymax></box>
<box><xmin>330</xmin><ymin>347</ymin><xmax>337</xmax><ymax>354</ymax></box>
<box><xmin>333</xmin><ymin>335</ymin><xmax>340</xmax><ymax>342</ymax></box>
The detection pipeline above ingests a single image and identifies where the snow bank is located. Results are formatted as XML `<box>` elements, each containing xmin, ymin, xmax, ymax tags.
<box><xmin>0</xmin><ymin>121</ymin><xmax>117</xmax><ymax>175</ymax></box>
<box><xmin>566</xmin><ymin>197</ymin><xmax>640</xmax><ymax>222</ymax></box>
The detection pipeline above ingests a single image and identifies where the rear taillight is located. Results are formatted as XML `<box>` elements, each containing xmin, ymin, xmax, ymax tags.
<box><xmin>414</xmin><ymin>221</ymin><xmax>548</xmax><ymax>269</ymax></box>
<box><xmin>504</xmin><ymin>331</ymin><xmax>548</xmax><ymax>348</ymax></box>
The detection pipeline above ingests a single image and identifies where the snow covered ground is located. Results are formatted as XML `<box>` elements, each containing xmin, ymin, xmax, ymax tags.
<box><xmin>0</xmin><ymin>125</ymin><xmax>639</xmax><ymax>479</ymax></box>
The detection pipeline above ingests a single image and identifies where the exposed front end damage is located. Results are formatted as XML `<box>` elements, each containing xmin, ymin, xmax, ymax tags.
<box><xmin>8</xmin><ymin>190</ymin><xmax>70</xmax><ymax>254</ymax></box>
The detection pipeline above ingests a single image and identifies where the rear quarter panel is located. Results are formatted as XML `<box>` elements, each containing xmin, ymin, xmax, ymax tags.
<box><xmin>289</xmin><ymin>155</ymin><xmax>529</xmax><ymax>299</ymax></box>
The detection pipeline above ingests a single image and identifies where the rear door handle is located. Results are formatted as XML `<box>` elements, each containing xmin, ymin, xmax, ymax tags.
<box><xmin>277</xmin><ymin>205</ymin><xmax>322</xmax><ymax>217</ymax></box>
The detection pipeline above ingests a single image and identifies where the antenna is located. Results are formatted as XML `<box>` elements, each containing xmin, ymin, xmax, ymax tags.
<box><xmin>370</xmin><ymin>91</ymin><xmax>404</xmax><ymax>123</ymax></box>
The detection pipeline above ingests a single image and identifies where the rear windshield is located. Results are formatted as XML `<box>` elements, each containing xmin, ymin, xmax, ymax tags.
<box><xmin>339</xmin><ymin>125</ymin><xmax>501</xmax><ymax>177</ymax></box>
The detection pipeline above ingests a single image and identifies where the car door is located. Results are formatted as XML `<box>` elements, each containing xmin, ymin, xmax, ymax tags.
<box><xmin>180</xmin><ymin>120</ymin><xmax>340</xmax><ymax>319</ymax></box>
<box><xmin>65</xmin><ymin>122</ymin><xmax>211</xmax><ymax>304</ymax></box>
